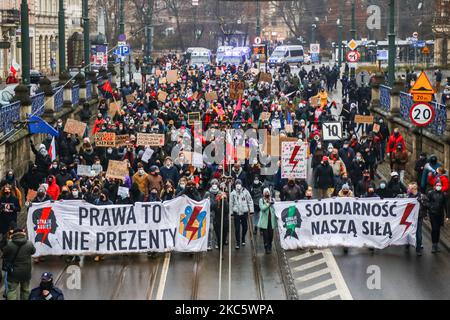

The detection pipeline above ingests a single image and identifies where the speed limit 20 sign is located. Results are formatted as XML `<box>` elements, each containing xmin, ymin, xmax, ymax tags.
<box><xmin>409</xmin><ymin>103</ymin><xmax>435</xmax><ymax>127</ymax></box>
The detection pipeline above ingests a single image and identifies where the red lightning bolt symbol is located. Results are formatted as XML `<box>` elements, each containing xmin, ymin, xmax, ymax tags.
<box><xmin>289</xmin><ymin>146</ymin><xmax>301</xmax><ymax>171</ymax></box>
<box><xmin>186</xmin><ymin>206</ymin><xmax>202</xmax><ymax>243</ymax></box>
<box><xmin>400</xmin><ymin>203</ymin><xmax>415</xmax><ymax>236</ymax></box>
<box><xmin>36</xmin><ymin>207</ymin><xmax>52</xmax><ymax>244</ymax></box>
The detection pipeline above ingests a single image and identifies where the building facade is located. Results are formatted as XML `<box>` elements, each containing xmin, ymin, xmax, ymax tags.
<box><xmin>0</xmin><ymin>0</ymin><xmax>82</xmax><ymax>79</ymax></box>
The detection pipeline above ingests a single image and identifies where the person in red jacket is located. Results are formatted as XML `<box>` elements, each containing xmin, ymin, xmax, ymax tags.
<box><xmin>92</xmin><ymin>113</ymin><xmax>104</xmax><ymax>135</ymax></box>
<box><xmin>46</xmin><ymin>175</ymin><xmax>60</xmax><ymax>200</ymax></box>
<box><xmin>428</xmin><ymin>167</ymin><xmax>449</xmax><ymax>192</ymax></box>
<box><xmin>386</xmin><ymin>128</ymin><xmax>406</xmax><ymax>170</ymax></box>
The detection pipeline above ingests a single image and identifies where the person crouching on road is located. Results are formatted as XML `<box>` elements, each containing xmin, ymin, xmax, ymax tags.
<box><xmin>230</xmin><ymin>179</ymin><xmax>254</xmax><ymax>250</ymax></box>
<box><xmin>258</xmin><ymin>188</ymin><xmax>277</xmax><ymax>254</ymax></box>
<box><xmin>29</xmin><ymin>272</ymin><xmax>64</xmax><ymax>300</ymax></box>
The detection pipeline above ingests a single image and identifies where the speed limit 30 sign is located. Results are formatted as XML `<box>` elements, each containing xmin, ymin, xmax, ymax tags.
<box><xmin>409</xmin><ymin>102</ymin><xmax>435</xmax><ymax>127</ymax></box>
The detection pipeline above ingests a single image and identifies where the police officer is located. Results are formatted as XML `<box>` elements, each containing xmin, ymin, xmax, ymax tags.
<box><xmin>29</xmin><ymin>272</ymin><xmax>64</xmax><ymax>300</ymax></box>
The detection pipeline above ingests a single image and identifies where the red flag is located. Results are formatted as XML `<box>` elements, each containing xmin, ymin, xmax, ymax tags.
<box><xmin>102</xmin><ymin>81</ymin><xmax>113</xmax><ymax>94</ymax></box>
<box><xmin>232</xmin><ymin>97</ymin><xmax>242</xmax><ymax>120</ymax></box>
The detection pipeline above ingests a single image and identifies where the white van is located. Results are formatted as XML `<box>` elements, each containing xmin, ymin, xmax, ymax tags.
<box><xmin>216</xmin><ymin>46</ymin><xmax>234</xmax><ymax>64</ymax></box>
<box><xmin>187</xmin><ymin>47</ymin><xmax>212</xmax><ymax>66</ymax></box>
<box><xmin>268</xmin><ymin>45</ymin><xmax>305</xmax><ymax>67</ymax></box>
<box><xmin>221</xmin><ymin>47</ymin><xmax>251</xmax><ymax>66</ymax></box>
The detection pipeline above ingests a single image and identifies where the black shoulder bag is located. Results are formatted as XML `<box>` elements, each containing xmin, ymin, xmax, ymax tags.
<box><xmin>2</xmin><ymin>242</ymin><xmax>25</xmax><ymax>274</ymax></box>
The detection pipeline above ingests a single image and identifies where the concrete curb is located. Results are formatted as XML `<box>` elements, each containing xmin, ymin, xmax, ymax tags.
<box><xmin>274</xmin><ymin>234</ymin><xmax>298</xmax><ymax>300</ymax></box>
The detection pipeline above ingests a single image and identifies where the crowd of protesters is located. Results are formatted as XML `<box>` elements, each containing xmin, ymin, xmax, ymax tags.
<box><xmin>0</xmin><ymin>54</ymin><xmax>449</xmax><ymax>299</ymax></box>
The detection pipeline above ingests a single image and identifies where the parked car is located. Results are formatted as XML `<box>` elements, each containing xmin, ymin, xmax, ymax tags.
<box><xmin>30</xmin><ymin>70</ymin><xmax>44</xmax><ymax>84</ymax></box>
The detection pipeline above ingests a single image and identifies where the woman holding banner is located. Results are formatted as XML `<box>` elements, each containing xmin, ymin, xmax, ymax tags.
<box><xmin>258</xmin><ymin>188</ymin><xmax>277</xmax><ymax>255</ymax></box>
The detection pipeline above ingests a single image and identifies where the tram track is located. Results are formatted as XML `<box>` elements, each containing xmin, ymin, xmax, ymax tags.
<box><xmin>247</xmin><ymin>216</ymin><xmax>265</xmax><ymax>300</ymax></box>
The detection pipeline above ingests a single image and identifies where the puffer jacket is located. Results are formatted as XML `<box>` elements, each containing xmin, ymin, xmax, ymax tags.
<box><xmin>1</xmin><ymin>232</ymin><xmax>36</xmax><ymax>283</ymax></box>
<box><xmin>230</xmin><ymin>188</ymin><xmax>254</xmax><ymax>216</ymax></box>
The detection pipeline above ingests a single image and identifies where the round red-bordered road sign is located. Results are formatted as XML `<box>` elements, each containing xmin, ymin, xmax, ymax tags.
<box><xmin>346</xmin><ymin>50</ymin><xmax>360</xmax><ymax>63</ymax></box>
<box><xmin>409</xmin><ymin>102</ymin><xmax>435</xmax><ymax>127</ymax></box>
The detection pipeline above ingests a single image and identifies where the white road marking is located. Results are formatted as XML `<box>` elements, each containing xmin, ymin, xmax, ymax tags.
<box><xmin>292</xmin><ymin>258</ymin><xmax>327</xmax><ymax>272</ymax></box>
<box><xmin>298</xmin><ymin>278</ymin><xmax>335</xmax><ymax>294</ymax></box>
<box><xmin>311</xmin><ymin>290</ymin><xmax>341</xmax><ymax>300</ymax></box>
<box><xmin>295</xmin><ymin>268</ymin><xmax>330</xmax><ymax>282</ymax></box>
<box><xmin>322</xmin><ymin>249</ymin><xmax>353</xmax><ymax>300</ymax></box>
<box><xmin>156</xmin><ymin>252</ymin><xmax>171</xmax><ymax>300</ymax></box>
<box><xmin>289</xmin><ymin>251</ymin><xmax>321</xmax><ymax>262</ymax></box>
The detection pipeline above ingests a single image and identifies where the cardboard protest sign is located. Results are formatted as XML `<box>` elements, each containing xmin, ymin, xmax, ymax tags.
<box><xmin>136</xmin><ymin>133</ymin><xmax>165</xmax><ymax>147</ymax></box>
<box><xmin>64</xmin><ymin>119</ymin><xmax>86</xmax><ymax>138</ymax></box>
<box><xmin>205</xmin><ymin>91</ymin><xmax>218</xmax><ymax>102</ymax></box>
<box><xmin>354</xmin><ymin>115</ymin><xmax>374</xmax><ymax>124</ymax></box>
<box><xmin>229</xmin><ymin>81</ymin><xmax>245</xmax><ymax>100</ymax></box>
<box><xmin>158</xmin><ymin>91</ymin><xmax>168</xmax><ymax>103</ymax></box>
<box><xmin>26</xmin><ymin>189</ymin><xmax>37</xmax><ymax>202</ymax></box>
<box><xmin>115</xmin><ymin>134</ymin><xmax>130</xmax><ymax>147</ymax></box>
<box><xmin>77</xmin><ymin>164</ymin><xmax>96</xmax><ymax>177</ymax></box>
<box><xmin>117</xmin><ymin>186</ymin><xmax>129</xmax><ymax>199</ymax></box>
<box><xmin>126</xmin><ymin>94</ymin><xmax>136</xmax><ymax>104</ymax></box>
<box><xmin>108</xmin><ymin>101</ymin><xmax>122</xmax><ymax>118</ymax></box>
<box><xmin>155</xmin><ymin>69</ymin><xmax>162</xmax><ymax>77</ymax></box>
<box><xmin>322</xmin><ymin>122</ymin><xmax>343</xmax><ymax>141</ymax></box>
<box><xmin>373</xmin><ymin>123</ymin><xmax>380</xmax><ymax>133</ymax></box>
<box><xmin>106</xmin><ymin>160</ymin><xmax>129</xmax><ymax>181</ymax></box>
<box><xmin>141</xmin><ymin>147</ymin><xmax>154</xmax><ymax>163</ymax></box>
<box><xmin>259</xmin><ymin>72</ymin><xmax>272</xmax><ymax>83</ymax></box>
<box><xmin>94</xmin><ymin>132</ymin><xmax>116</xmax><ymax>147</ymax></box>
<box><xmin>310</xmin><ymin>96</ymin><xmax>320</xmax><ymax>107</ymax></box>
<box><xmin>215</xmin><ymin>68</ymin><xmax>222</xmax><ymax>76</ymax></box>
<box><xmin>261</xmin><ymin>134</ymin><xmax>299</xmax><ymax>157</ymax></box>
<box><xmin>188</xmin><ymin>112</ymin><xmax>201</xmax><ymax>125</ymax></box>
<box><xmin>281</xmin><ymin>141</ymin><xmax>308</xmax><ymax>179</ymax></box>
<box><xmin>285</xmin><ymin>124</ymin><xmax>294</xmax><ymax>133</ymax></box>
<box><xmin>167</xmin><ymin>70</ymin><xmax>178</xmax><ymax>83</ymax></box>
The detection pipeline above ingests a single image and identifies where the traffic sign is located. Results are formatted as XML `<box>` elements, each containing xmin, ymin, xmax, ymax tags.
<box><xmin>254</xmin><ymin>37</ymin><xmax>261</xmax><ymax>45</ymax></box>
<box><xmin>310</xmin><ymin>43</ymin><xmax>320</xmax><ymax>54</ymax></box>
<box><xmin>346</xmin><ymin>50</ymin><xmax>361</xmax><ymax>63</ymax></box>
<box><xmin>347</xmin><ymin>39</ymin><xmax>358</xmax><ymax>51</ymax></box>
<box><xmin>422</xmin><ymin>47</ymin><xmax>430</xmax><ymax>55</ymax></box>
<box><xmin>413</xmin><ymin>32</ymin><xmax>419</xmax><ymax>39</ymax></box>
<box><xmin>410</xmin><ymin>71</ymin><xmax>435</xmax><ymax>95</ymax></box>
<box><xmin>409</xmin><ymin>103</ymin><xmax>435</xmax><ymax>127</ymax></box>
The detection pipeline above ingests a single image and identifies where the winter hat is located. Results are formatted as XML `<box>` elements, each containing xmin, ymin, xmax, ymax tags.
<box><xmin>342</xmin><ymin>184</ymin><xmax>350</xmax><ymax>191</ymax></box>
<box><xmin>235</xmin><ymin>179</ymin><xmax>242</xmax><ymax>186</ymax></box>
<box><xmin>391</xmin><ymin>171</ymin><xmax>399</xmax><ymax>177</ymax></box>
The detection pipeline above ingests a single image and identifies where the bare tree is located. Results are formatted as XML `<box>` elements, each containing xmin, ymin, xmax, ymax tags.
<box><xmin>163</xmin><ymin>0</ymin><xmax>187</xmax><ymax>51</ymax></box>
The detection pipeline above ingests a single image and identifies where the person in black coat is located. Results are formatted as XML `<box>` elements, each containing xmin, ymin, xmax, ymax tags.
<box><xmin>29</xmin><ymin>272</ymin><xmax>64</xmax><ymax>300</ymax></box>
<box><xmin>30</xmin><ymin>140</ymin><xmax>51</xmax><ymax>177</ymax></box>
<box><xmin>160</xmin><ymin>157</ymin><xmax>180</xmax><ymax>185</ymax></box>
<box><xmin>20</xmin><ymin>163</ymin><xmax>44</xmax><ymax>196</ymax></box>
<box><xmin>375</xmin><ymin>181</ymin><xmax>390</xmax><ymax>199</ymax></box>
<box><xmin>313</xmin><ymin>156</ymin><xmax>335</xmax><ymax>199</ymax></box>
<box><xmin>57</xmin><ymin>133</ymin><xmax>80</xmax><ymax>166</ymax></box>
<box><xmin>427</xmin><ymin>182</ymin><xmax>449</xmax><ymax>253</ymax></box>
<box><xmin>414</xmin><ymin>152</ymin><xmax>428</xmax><ymax>188</ymax></box>
<box><xmin>0</xmin><ymin>186</ymin><xmax>20</xmax><ymax>238</ymax></box>
<box><xmin>386</xmin><ymin>172</ymin><xmax>407</xmax><ymax>198</ymax></box>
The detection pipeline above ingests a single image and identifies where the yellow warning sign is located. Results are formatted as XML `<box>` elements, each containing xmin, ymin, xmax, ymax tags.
<box><xmin>410</xmin><ymin>72</ymin><xmax>435</xmax><ymax>95</ymax></box>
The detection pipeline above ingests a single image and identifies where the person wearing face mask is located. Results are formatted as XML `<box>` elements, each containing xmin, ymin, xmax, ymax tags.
<box><xmin>414</xmin><ymin>152</ymin><xmax>428</xmax><ymax>187</ymax></box>
<box><xmin>338</xmin><ymin>141</ymin><xmax>355</xmax><ymax>169</ymax></box>
<box><xmin>386</xmin><ymin>128</ymin><xmax>405</xmax><ymax>171</ymax></box>
<box><xmin>337</xmin><ymin>184</ymin><xmax>354</xmax><ymax>197</ymax></box>
<box><xmin>49</xmin><ymin>160</ymin><xmax>60</xmax><ymax>177</ymax></box>
<box><xmin>348</xmin><ymin>152</ymin><xmax>367</xmax><ymax>187</ymax></box>
<box><xmin>391</xmin><ymin>143</ymin><xmax>408</xmax><ymax>183</ymax></box>
<box><xmin>180</xmin><ymin>181</ymin><xmax>202</xmax><ymax>201</ymax></box>
<box><xmin>45</xmin><ymin>175</ymin><xmax>60</xmax><ymax>201</ymax></box>
<box><xmin>230</xmin><ymin>179</ymin><xmax>254</xmax><ymax>249</ymax></box>
<box><xmin>386</xmin><ymin>172</ymin><xmax>407</xmax><ymax>198</ymax></box>
<box><xmin>29</xmin><ymin>272</ymin><xmax>64</xmax><ymax>300</ymax></box>
<box><xmin>363</xmin><ymin>184</ymin><xmax>378</xmax><ymax>198</ymax></box>
<box><xmin>55</xmin><ymin>164</ymin><xmax>72</xmax><ymax>189</ymax></box>
<box><xmin>0</xmin><ymin>186</ymin><xmax>20</xmax><ymax>247</ymax></box>
<box><xmin>92</xmin><ymin>113</ymin><xmax>105</xmax><ymax>135</ymax></box>
<box><xmin>204</xmin><ymin>179</ymin><xmax>222</xmax><ymax>251</ymax></box>
<box><xmin>311</xmin><ymin>142</ymin><xmax>325</xmax><ymax>170</ymax></box>
<box><xmin>147</xmin><ymin>166</ymin><xmax>164</xmax><ymax>196</ymax></box>
<box><xmin>250</xmin><ymin>176</ymin><xmax>264</xmax><ymax>234</ymax></box>
<box><xmin>58</xmin><ymin>186</ymin><xmax>71</xmax><ymax>200</ymax></box>
<box><xmin>333</xmin><ymin>173</ymin><xmax>354</xmax><ymax>197</ymax></box>
<box><xmin>231</xmin><ymin>164</ymin><xmax>248</xmax><ymax>189</ymax></box>
<box><xmin>68</xmin><ymin>186</ymin><xmax>82</xmax><ymax>200</ymax></box>
<box><xmin>258</xmin><ymin>188</ymin><xmax>277</xmax><ymax>254</ymax></box>
<box><xmin>313</xmin><ymin>156</ymin><xmax>335</xmax><ymax>199</ymax></box>
<box><xmin>148</xmin><ymin>187</ymin><xmax>161</xmax><ymax>202</ymax></box>
<box><xmin>421</xmin><ymin>155</ymin><xmax>442</xmax><ymax>192</ymax></box>
<box><xmin>161</xmin><ymin>180</ymin><xmax>176</xmax><ymax>201</ymax></box>
<box><xmin>355</xmin><ymin>169</ymin><xmax>372</xmax><ymax>198</ymax></box>
<box><xmin>376</xmin><ymin>118</ymin><xmax>390</xmax><ymax>162</ymax></box>
<box><xmin>176</xmin><ymin>177</ymin><xmax>188</xmax><ymax>196</ymax></box>
<box><xmin>29</xmin><ymin>140</ymin><xmax>51</xmax><ymax>176</ymax></box>
<box><xmin>281</xmin><ymin>179</ymin><xmax>304</xmax><ymax>201</ymax></box>
<box><xmin>427</xmin><ymin>182</ymin><xmax>449</xmax><ymax>253</ymax></box>
<box><xmin>160</xmin><ymin>157</ymin><xmax>180</xmax><ymax>185</ymax></box>
<box><xmin>132</xmin><ymin>163</ymin><xmax>149</xmax><ymax>200</ymax></box>
<box><xmin>1</xmin><ymin>170</ymin><xmax>19</xmax><ymax>189</ymax></box>
<box><xmin>375</xmin><ymin>181</ymin><xmax>390</xmax><ymax>199</ymax></box>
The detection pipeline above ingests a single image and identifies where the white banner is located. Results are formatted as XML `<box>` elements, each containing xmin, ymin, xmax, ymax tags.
<box><xmin>275</xmin><ymin>198</ymin><xmax>419</xmax><ymax>250</ymax></box>
<box><xmin>27</xmin><ymin>196</ymin><xmax>210</xmax><ymax>257</ymax></box>
<box><xmin>281</xmin><ymin>141</ymin><xmax>308</xmax><ymax>179</ymax></box>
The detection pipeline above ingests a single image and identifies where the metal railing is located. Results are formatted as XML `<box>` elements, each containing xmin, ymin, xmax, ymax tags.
<box><xmin>400</xmin><ymin>91</ymin><xmax>447</xmax><ymax>136</ymax></box>
<box><xmin>72</xmin><ymin>84</ymin><xmax>80</xmax><ymax>107</ymax></box>
<box><xmin>379</xmin><ymin>85</ymin><xmax>392</xmax><ymax>112</ymax></box>
<box><xmin>31</xmin><ymin>92</ymin><xmax>45</xmax><ymax>117</ymax></box>
<box><xmin>0</xmin><ymin>101</ymin><xmax>21</xmax><ymax>135</ymax></box>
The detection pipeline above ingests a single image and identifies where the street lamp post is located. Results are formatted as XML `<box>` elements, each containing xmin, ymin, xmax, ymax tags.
<box><xmin>338</xmin><ymin>20</ymin><xmax>343</xmax><ymax>68</ymax></box>
<box><xmin>82</xmin><ymin>0</ymin><xmax>90</xmax><ymax>71</ymax></box>
<box><xmin>256</xmin><ymin>1</ymin><xmax>261</xmax><ymax>37</ymax></box>
<box><xmin>350</xmin><ymin>0</ymin><xmax>356</xmax><ymax>40</ymax></box>
<box><xmin>20</xmin><ymin>0</ymin><xmax>30</xmax><ymax>85</ymax></box>
<box><xmin>119</xmin><ymin>0</ymin><xmax>125</xmax><ymax>86</ymax></box>
<box><xmin>388</xmin><ymin>0</ymin><xmax>396</xmax><ymax>86</ymax></box>
<box><xmin>311</xmin><ymin>24</ymin><xmax>316</xmax><ymax>44</ymax></box>
<box><xmin>58</xmin><ymin>0</ymin><xmax>65</xmax><ymax>74</ymax></box>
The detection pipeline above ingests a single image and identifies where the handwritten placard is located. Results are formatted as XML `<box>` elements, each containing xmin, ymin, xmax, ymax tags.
<box><xmin>167</xmin><ymin>70</ymin><xmax>178</xmax><ymax>83</ymax></box>
<box><xmin>94</xmin><ymin>132</ymin><xmax>116</xmax><ymax>147</ymax></box>
<box><xmin>106</xmin><ymin>160</ymin><xmax>129</xmax><ymax>181</ymax></box>
<box><xmin>230</xmin><ymin>81</ymin><xmax>245</xmax><ymax>100</ymax></box>
<box><xmin>259</xmin><ymin>72</ymin><xmax>272</xmax><ymax>83</ymax></box>
<box><xmin>64</xmin><ymin>119</ymin><xmax>86</xmax><ymax>137</ymax></box>
<box><xmin>115</xmin><ymin>134</ymin><xmax>130</xmax><ymax>147</ymax></box>
<box><xmin>188</xmin><ymin>112</ymin><xmax>201</xmax><ymax>125</ymax></box>
<box><xmin>354</xmin><ymin>115</ymin><xmax>374</xmax><ymax>124</ymax></box>
<box><xmin>108</xmin><ymin>101</ymin><xmax>122</xmax><ymax>117</ymax></box>
<box><xmin>158</xmin><ymin>91</ymin><xmax>168</xmax><ymax>103</ymax></box>
<box><xmin>136</xmin><ymin>133</ymin><xmax>165</xmax><ymax>147</ymax></box>
<box><xmin>126</xmin><ymin>94</ymin><xmax>136</xmax><ymax>104</ymax></box>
